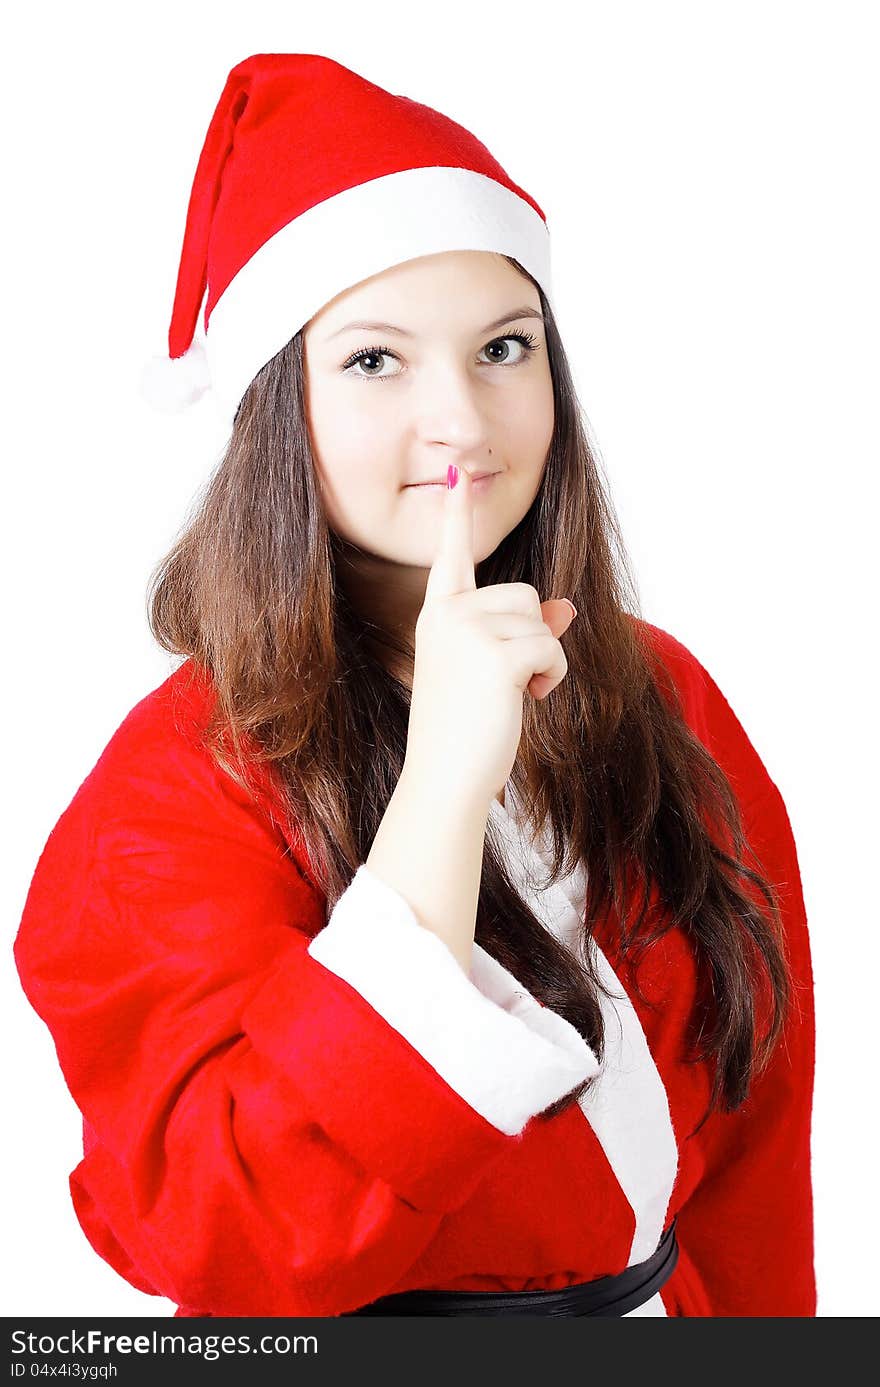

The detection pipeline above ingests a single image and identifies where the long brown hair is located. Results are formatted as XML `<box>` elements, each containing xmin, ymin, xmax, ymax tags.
<box><xmin>147</xmin><ymin>257</ymin><xmax>791</xmax><ymax>1132</ymax></box>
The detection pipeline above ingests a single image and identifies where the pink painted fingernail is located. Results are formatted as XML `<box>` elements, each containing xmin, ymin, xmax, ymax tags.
<box><xmin>447</xmin><ymin>465</ymin><xmax>459</xmax><ymax>490</ymax></box>
<box><xmin>563</xmin><ymin>599</ymin><xmax>578</xmax><ymax>620</ymax></box>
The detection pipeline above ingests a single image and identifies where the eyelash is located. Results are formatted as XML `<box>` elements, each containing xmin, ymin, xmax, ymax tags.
<box><xmin>340</xmin><ymin>331</ymin><xmax>540</xmax><ymax>381</ymax></box>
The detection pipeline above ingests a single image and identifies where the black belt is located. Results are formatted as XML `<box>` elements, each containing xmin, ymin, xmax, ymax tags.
<box><xmin>343</xmin><ymin>1218</ymin><xmax>678</xmax><ymax>1317</ymax></box>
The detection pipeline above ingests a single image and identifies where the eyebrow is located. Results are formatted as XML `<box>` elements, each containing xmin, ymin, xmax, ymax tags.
<box><xmin>325</xmin><ymin>306</ymin><xmax>545</xmax><ymax>341</ymax></box>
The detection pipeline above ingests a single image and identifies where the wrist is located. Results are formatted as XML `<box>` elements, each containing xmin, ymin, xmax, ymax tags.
<box><xmin>398</xmin><ymin>757</ymin><xmax>493</xmax><ymax>819</ymax></box>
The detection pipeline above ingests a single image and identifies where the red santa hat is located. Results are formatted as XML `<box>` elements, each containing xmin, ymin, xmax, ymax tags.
<box><xmin>140</xmin><ymin>52</ymin><xmax>555</xmax><ymax>432</ymax></box>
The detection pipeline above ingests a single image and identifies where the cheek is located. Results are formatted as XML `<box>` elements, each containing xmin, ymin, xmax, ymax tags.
<box><xmin>310</xmin><ymin>405</ymin><xmax>400</xmax><ymax>540</ymax></box>
<box><xmin>534</xmin><ymin>375</ymin><xmax>556</xmax><ymax>443</ymax></box>
<box><xmin>500</xmin><ymin>373</ymin><xmax>554</xmax><ymax>452</ymax></box>
<box><xmin>311</xmin><ymin>389</ymin><xmax>393</xmax><ymax>487</ymax></box>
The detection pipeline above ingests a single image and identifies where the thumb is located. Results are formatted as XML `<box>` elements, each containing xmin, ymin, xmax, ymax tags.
<box><xmin>423</xmin><ymin>464</ymin><xmax>477</xmax><ymax>602</ymax></box>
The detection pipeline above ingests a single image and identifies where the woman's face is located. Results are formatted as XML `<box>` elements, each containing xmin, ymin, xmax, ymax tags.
<box><xmin>302</xmin><ymin>250</ymin><xmax>554</xmax><ymax>568</ymax></box>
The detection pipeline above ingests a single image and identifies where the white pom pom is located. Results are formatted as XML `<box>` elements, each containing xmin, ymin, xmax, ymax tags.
<box><xmin>139</xmin><ymin>338</ymin><xmax>211</xmax><ymax>413</ymax></box>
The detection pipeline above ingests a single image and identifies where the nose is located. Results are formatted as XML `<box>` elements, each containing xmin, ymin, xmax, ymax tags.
<box><xmin>413</xmin><ymin>359</ymin><xmax>491</xmax><ymax>455</ymax></box>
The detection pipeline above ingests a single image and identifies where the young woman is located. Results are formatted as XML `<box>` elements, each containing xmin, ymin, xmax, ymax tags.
<box><xmin>13</xmin><ymin>51</ymin><xmax>816</xmax><ymax>1318</ymax></box>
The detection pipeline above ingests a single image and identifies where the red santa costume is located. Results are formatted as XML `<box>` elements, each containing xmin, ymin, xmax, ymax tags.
<box><xmin>13</xmin><ymin>53</ymin><xmax>816</xmax><ymax>1318</ymax></box>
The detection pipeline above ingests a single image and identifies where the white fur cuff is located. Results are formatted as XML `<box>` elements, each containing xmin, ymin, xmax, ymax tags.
<box><xmin>307</xmin><ymin>864</ymin><xmax>600</xmax><ymax>1137</ymax></box>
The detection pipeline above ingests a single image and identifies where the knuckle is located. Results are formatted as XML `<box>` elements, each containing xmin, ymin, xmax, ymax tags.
<box><xmin>513</xmin><ymin>581</ymin><xmax>541</xmax><ymax>608</ymax></box>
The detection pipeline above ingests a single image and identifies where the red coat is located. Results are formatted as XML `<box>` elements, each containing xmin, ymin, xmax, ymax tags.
<box><xmin>13</xmin><ymin>621</ymin><xmax>816</xmax><ymax>1316</ymax></box>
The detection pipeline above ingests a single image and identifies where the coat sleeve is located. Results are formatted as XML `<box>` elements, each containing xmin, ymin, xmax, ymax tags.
<box><xmin>12</xmin><ymin>698</ymin><xmax>597</xmax><ymax>1317</ymax></box>
<box><xmin>649</xmin><ymin>627</ymin><xmax>817</xmax><ymax>1316</ymax></box>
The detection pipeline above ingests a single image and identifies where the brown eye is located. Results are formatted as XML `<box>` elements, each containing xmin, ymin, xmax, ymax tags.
<box><xmin>340</xmin><ymin>345</ymin><xmax>401</xmax><ymax>381</ymax></box>
<box><xmin>480</xmin><ymin>333</ymin><xmax>539</xmax><ymax>365</ymax></box>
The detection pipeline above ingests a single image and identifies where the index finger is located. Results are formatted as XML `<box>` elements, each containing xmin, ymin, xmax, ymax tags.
<box><xmin>423</xmin><ymin>464</ymin><xmax>477</xmax><ymax>601</ymax></box>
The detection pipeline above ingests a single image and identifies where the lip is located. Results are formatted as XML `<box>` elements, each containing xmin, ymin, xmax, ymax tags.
<box><xmin>405</xmin><ymin>471</ymin><xmax>500</xmax><ymax>492</ymax></box>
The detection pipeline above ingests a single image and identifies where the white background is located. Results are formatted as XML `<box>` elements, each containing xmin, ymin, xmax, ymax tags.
<box><xmin>3</xmin><ymin>0</ymin><xmax>877</xmax><ymax>1318</ymax></box>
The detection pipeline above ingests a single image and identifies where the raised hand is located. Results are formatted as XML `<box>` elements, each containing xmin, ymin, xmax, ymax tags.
<box><xmin>403</xmin><ymin>463</ymin><xmax>577</xmax><ymax>807</ymax></box>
